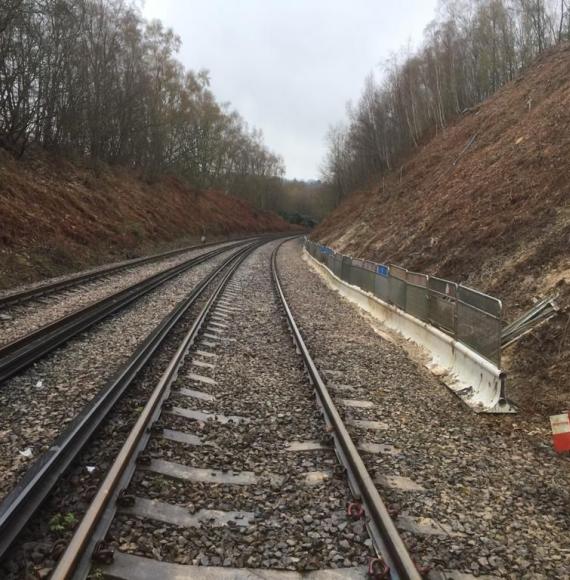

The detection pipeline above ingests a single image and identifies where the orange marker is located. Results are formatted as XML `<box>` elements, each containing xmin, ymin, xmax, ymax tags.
<box><xmin>550</xmin><ymin>412</ymin><xmax>570</xmax><ymax>453</ymax></box>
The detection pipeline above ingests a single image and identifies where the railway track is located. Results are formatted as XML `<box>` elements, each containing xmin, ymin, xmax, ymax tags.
<box><xmin>0</xmin><ymin>238</ymin><xmax>267</xmax><ymax>566</ymax></box>
<box><xmin>0</xmin><ymin>240</ymin><xmax>566</xmax><ymax>579</ymax></box>
<box><xmin>0</xmin><ymin>235</ymin><xmax>258</xmax><ymax>311</ymax></box>
<box><xmin>0</xmin><ymin>238</ymin><xmax>255</xmax><ymax>384</ymax></box>
<box><xmin>34</xmin><ymin>239</ymin><xmax>420</xmax><ymax>580</ymax></box>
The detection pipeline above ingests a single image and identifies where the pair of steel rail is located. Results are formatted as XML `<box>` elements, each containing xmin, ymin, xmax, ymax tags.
<box><xmin>271</xmin><ymin>242</ymin><xmax>420</xmax><ymax>580</ymax></box>
<box><xmin>51</xmin><ymin>236</ymin><xmax>267</xmax><ymax>578</ymax></box>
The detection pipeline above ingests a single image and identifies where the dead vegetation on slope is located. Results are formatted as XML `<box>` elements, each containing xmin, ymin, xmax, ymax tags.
<box><xmin>0</xmin><ymin>150</ymin><xmax>290</xmax><ymax>289</ymax></box>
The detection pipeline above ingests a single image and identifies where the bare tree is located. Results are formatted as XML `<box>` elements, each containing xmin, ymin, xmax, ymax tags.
<box><xmin>322</xmin><ymin>0</ymin><xmax>566</xmax><ymax>202</ymax></box>
<box><xmin>0</xmin><ymin>0</ymin><xmax>284</xmax><ymax>205</ymax></box>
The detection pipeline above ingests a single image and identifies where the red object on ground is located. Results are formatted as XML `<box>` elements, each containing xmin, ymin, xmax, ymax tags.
<box><xmin>550</xmin><ymin>412</ymin><xmax>570</xmax><ymax>453</ymax></box>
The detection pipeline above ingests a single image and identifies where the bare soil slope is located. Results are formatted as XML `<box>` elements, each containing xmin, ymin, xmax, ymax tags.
<box><xmin>313</xmin><ymin>43</ymin><xmax>570</xmax><ymax>419</ymax></box>
<box><xmin>0</xmin><ymin>151</ymin><xmax>290</xmax><ymax>289</ymax></box>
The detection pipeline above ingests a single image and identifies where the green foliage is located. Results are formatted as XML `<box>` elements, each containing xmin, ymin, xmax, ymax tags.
<box><xmin>278</xmin><ymin>211</ymin><xmax>317</xmax><ymax>228</ymax></box>
<box><xmin>48</xmin><ymin>512</ymin><xmax>77</xmax><ymax>533</ymax></box>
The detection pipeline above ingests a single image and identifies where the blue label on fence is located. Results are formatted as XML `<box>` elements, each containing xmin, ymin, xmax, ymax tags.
<box><xmin>377</xmin><ymin>265</ymin><xmax>389</xmax><ymax>277</ymax></box>
<box><xmin>319</xmin><ymin>246</ymin><xmax>333</xmax><ymax>255</ymax></box>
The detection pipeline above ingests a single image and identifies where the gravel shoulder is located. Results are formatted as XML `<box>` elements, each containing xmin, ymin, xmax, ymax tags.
<box><xmin>277</xmin><ymin>239</ymin><xmax>570</xmax><ymax>579</ymax></box>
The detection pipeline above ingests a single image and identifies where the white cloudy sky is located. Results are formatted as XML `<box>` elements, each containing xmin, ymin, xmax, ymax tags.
<box><xmin>142</xmin><ymin>0</ymin><xmax>439</xmax><ymax>180</ymax></box>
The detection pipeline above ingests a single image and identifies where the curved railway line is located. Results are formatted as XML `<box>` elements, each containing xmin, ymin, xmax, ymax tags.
<box><xmin>0</xmin><ymin>235</ymin><xmax>257</xmax><ymax>311</ymax></box>
<box><xmin>6</xmin><ymin>238</ymin><xmax>420</xmax><ymax>580</ymax></box>
<box><xmin>0</xmin><ymin>239</ymin><xmax>255</xmax><ymax>384</ymax></box>
<box><xmin>0</xmin><ymin>238</ymin><xmax>266</xmax><ymax>564</ymax></box>
<box><xmin>1</xmin><ymin>238</ymin><xmax>566</xmax><ymax>579</ymax></box>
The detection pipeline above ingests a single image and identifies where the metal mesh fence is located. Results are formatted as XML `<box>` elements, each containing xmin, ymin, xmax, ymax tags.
<box><xmin>374</xmin><ymin>264</ymin><xmax>390</xmax><ymax>302</ymax></box>
<box><xmin>332</xmin><ymin>254</ymin><xmax>343</xmax><ymax>278</ymax></box>
<box><xmin>362</xmin><ymin>261</ymin><xmax>377</xmax><ymax>294</ymax></box>
<box><xmin>406</xmin><ymin>271</ymin><xmax>429</xmax><ymax>322</ymax></box>
<box><xmin>458</xmin><ymin>285</ymin><xmax>501</xmax><ymax>317</ymax></box>
<box><xmin>341</xmin><ymin>256</ymin><xmax>351</xmax><ymax>281</ymax></box>
<box><xmin>428</xmin><ymin>277</ymin><xmax>457</xmax><ymax>334</ymax></box>
<box><xmin>351</xmin><ymin>259</ymin><xmax>364</xmax><ymax>288</ymax></box>
<box><xmin>388</xmin><ymin>265</ymin><xmax>407</xmax><ymax>310</ymax></box>
<box><xmin>304</xmin><ymin>238</ymin><xmax>502</xmax><ymax>366</ymax></box>
<box><xmin>457</xmin><ymin>302</ymin><xmax>501</xmax><ymax>365</ymax></box>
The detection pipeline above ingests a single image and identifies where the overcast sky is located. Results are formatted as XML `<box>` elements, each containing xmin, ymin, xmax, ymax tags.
<box><xmin>142</xmin><ymin>0</ymin><xmax>439</xmax><ymax>180</ymax></box>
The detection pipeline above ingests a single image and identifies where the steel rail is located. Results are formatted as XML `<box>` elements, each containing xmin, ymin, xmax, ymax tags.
<box><xmin>0</xmin><ymin>239</ymin><xmax>251</xmax><ymax>385</ymax></box>
<box><xmin>49</xmin><ymin>238</ymin><xmax>267</xmax><ymax>580</ymax></box>
<box><xmin>0</xmin><ymin>234</ymin><xmax>262</xmax><ymax>310</ymax></box>
<box><xmin>0</xmin><ymin>239</ymin><xmax>262</xmax><ymax>564</ymax></box>
<box><xmin>271</xmin><ymin>240</ymin><xmax>421</xmax><ymax>580</ymax></box>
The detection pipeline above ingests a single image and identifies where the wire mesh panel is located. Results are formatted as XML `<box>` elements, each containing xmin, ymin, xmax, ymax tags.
<box><xmin>362</xmin><ymin>261</ymin><xmax>377</xmax><ymax>293</ymax></box>
<box><xmin>388</xmin><ymin>265</ymin><xmax>407</xmax><ymax>310</ymax></box>
<box><xmin>350</xmin><ymin>259</ymin><xmax>363</xmax><ymax>287</ymax></box>
<box><xmin>406</xmin><ymin>271</ymin><xmax>429</xmax><ymax>322</ymax></box>
<box><xmin>457</xmin><ymin>302</ymin><xmax>501</xmax><ymax>365</ymax></box>
<box><xmin>341</xmin><ymin>256</ymin><xmax>352</xmax><ymax>282</ymax></box>
<box><xmin>458</xmin><ymin>285</ymin><xmax>501</xmax><ymax>317</ymax></box>
<box><xmin>332</xmin><ymin>254</ymin><xmax>343</xmax><ymax>277</ymax></box>
<box><xmin>428</xmin><ymin>276</ymin><xmax>457</xmax><ymax>334</ymax></box>
<box><xmin>457</xmin><ymin>285</ymin><xmax>502</xmax><ymax>365</ymax></box>
<box><xmin>429</xmin><ymin>276</ymin><xmax>457</xmax><ymax>297</ymax></box>
<box><xmin>358</xmin><ymin>266</ymin><xmax>368</xmax><ymax>289</ymax></box>
<box><xmin>358</xmin><ymin>265</ymin><xmax>368</xmax><ymax>289</ymax></box>
<box><xmin>306</xmin><ymin>240</ymin><xmax>315</xmax><ymax>257</ymax></box>
<box><xmin>348</xmin><ymin>263</ymin><xmax>357</xmax><ymax>286</ymax></box>
<box><xmin>313</xmin><ymin>243</ymin><xmax>320</xmax><ymax>260</ymax></box>
<box><xmin>374</xmin><ymin>264</ymin><xmax>390</xmax><ymax>301</ymax></box>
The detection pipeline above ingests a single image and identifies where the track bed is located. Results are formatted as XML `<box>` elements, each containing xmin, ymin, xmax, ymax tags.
<box><xmin>0</xmin><ymin>238</ymin><xmax>568</xmax><ymax>580</ymax></box>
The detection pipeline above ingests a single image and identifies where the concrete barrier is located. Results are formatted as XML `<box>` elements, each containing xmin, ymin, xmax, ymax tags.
<box><xmin>304</xmin><ymin>249</ymin><xmax>515</xmax><ymax>414</ymax></box>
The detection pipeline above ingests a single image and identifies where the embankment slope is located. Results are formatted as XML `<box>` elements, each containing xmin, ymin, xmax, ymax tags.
<box><xmin>313</xmin><ymin>43</ymin><xmax>570</xmax><ymax>418</ymax></box>
<box><xmin>0</xmin><ymin>151</ymin><xmax>290</xmax><ymax>288</ymax></box>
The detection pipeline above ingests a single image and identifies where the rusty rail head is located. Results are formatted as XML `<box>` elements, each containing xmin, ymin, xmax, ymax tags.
<box><xmin>271</xmin><ymin>240</ymin><xmax>421</xmax><ymax>580</ymax></box>
<box><xmin>50</xmin><ymin>240</ymin><xmax>264</xmax><ymax>579</ymax></box>
<box><xmin>0</xmin><ymin>240</ymin><xmax>254</xmax><ymax>385</ymax></box>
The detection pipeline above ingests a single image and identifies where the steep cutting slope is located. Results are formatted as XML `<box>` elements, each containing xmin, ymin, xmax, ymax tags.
<box><xmin>313</xmin><ymin>43</ymin><xmax>570</xmax><ymax>419</ymax></box>
<box><xmin>0</xmin><ymin>151</ymin><xmax>291</xmax><ymax>289</ymax></box>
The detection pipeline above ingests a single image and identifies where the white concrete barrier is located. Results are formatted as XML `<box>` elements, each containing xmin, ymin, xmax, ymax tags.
<box><xmin>304</xmin><ymin>250</ymin><xmax>515</xmax><ymax>414</ymax></box>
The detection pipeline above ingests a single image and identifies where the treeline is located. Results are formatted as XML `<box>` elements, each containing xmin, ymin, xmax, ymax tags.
<box><xmin>0</xmin><ymin>0</ymin><xmax>284</xmax><ymax>199</ymax></box>
<box><xmin>267</xmin><ymin>179</ymin><xmax>338</xmax><ymax>223</ymax></box>
<box><xmin>323</xmin><ymin>0</ymin><xmax>570</xmax><ymax>199</ymax></box>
